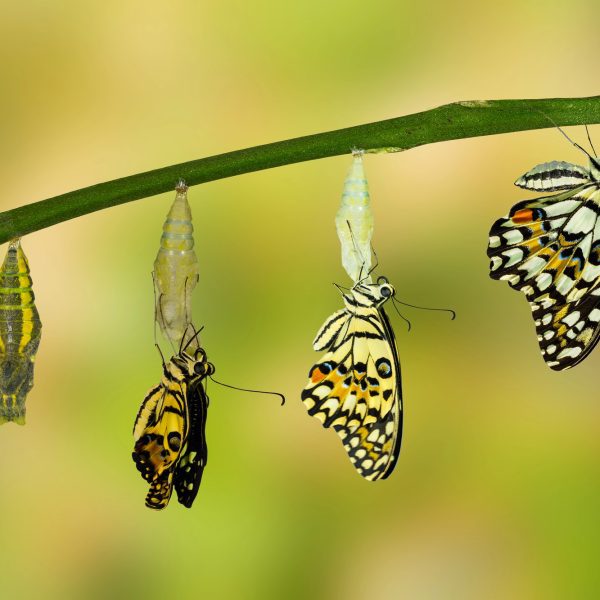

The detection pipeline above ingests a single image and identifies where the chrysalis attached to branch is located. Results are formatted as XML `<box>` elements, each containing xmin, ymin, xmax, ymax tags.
<box><xmin>153</xmin><ymin>180</ymin><xmax>199</xmax><ymax>347</ymax></box>
<box><xmin>0</xmin><ymin>239</ymin><xmax>42</xmax><ymax>425</ymax></box>
<box><xmin>335</xmin><ymin>151</ymin><xmax>374</xmax><ymax>283</ymax></box>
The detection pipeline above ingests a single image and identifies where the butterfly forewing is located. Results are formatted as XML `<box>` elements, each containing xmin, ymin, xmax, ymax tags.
<box><xmin>488</xmin><ymin>157</ymin><xmax>600</xmax><ymax>370</ymax></box>
<box><xmin>302</xmin><ymin>281</ymin><xmax>402</xmax><ymax>480</ymax></box>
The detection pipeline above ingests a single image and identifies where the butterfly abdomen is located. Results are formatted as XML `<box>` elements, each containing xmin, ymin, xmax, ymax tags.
<box><xmin>0</xmin><ymin>240</ymin><xmax>42</xmax><ymax>425</ymax></box>
<box><xmin>153</xmin><ymin>181</ymin><xmax>199</xmax><ymax>346</ymax></box>
<box><xmin>515</xmin><ymin>161</ymin><xmax>590</xmax><ymax>192</ymax></box>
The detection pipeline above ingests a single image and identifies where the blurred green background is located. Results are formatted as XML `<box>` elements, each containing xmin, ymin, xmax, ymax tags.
<box><xmin>1</xmin><ymin>1</ymin><xmax>599</xmax><ymax>598</ymax></box>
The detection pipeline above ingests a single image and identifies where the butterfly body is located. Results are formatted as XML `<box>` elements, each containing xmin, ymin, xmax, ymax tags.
<box><xmin>302</xmin><ymin>280</ymin><xmax>402</xmax><ymax>481</ymax></box>
<box><xmin>0</xmin><ymin>240</ymin><xmax>42</xmax><ymax>425</ymax></box>
<box><xmin>488</xmin><ymin>156</ymin><xmax>600</xmax><ymax>370</ymax></box>
<box><xmin>133</xmin><ymin>342</ymin><xmax>213</xmax><ymax>509</ymax></box>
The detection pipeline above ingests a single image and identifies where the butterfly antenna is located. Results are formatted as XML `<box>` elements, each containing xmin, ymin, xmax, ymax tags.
<box><xmin>585</xmin><ymin>125</ymin><xmax>598</xmax><ymax>158</ymax></box>
<box><xmin>333</xmin><ymin>282</ymin><xmax>350</xmax><ymax>294</ymax></box>
<box><xmin>390</xmin><ymin>299</ymin><xmax>412</xmax><ymax>332</ymax></box>
<box><xmin>392</xmin><ymin>296</ymin><xmax>456</xmax><ymax>320</ymax></box>
<box><xmin>537</xmin><ymin>111</ymin><xmax>593</xmax><ymax>160</ymax></box>
<box><xmin>208</xmin><ymin>376</ymin><xmax>286</xmax><ymax>406</ymax></box>
<box><xmin>154</xmin><ymin>343</ymin><xmax>167</xmax><ymax>368</ymax></box>
<box><xmin>181</xmin><ymin>323</ymin><xmax>205</xmax><ymax>355</ymax></box>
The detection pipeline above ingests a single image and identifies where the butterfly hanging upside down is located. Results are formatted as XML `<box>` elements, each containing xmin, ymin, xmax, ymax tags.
<box><xmin>488</xmin><ymin>141</ymin><xmax>600</xmax><ymax>370</ymax></box>
<box><xmin>133</xmin><ymin>328</ymin><xmax>212</xmax><ymax>510</ymax></box>
<box><xmin>301</xmin><ymin>276</ymin><xmax>402</xmax><ymax>481</ymax></box>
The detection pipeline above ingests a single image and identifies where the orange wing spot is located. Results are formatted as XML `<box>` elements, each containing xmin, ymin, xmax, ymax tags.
<box><xmin>310</xmin><ymin>367</ymin><xmax>327</xmax><ymax>384</ymax></box>
<box><xmin>512</xmin><ymin>209</ymin><xmax>534</xmax><ymax>224</ymax></box>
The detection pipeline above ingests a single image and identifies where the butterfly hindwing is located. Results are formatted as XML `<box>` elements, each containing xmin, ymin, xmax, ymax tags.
<box><xmin>302</xmin><ymin>281</ymin><xmax>402</xmax><ymax>481</ymax></box>
<box><xmin>174</xmin><ymin>382</ymin><xmax>209</xmax><ymax>508</ymax></box>
<box><xmin>488</xmin><ymin>157</ymin><xmax>600</xmax><ymax>370</ymax></box>
<box><xmin>531</xmin><ymin>290</ymin><xmax>600</xmax><ymax>370</ymax></box>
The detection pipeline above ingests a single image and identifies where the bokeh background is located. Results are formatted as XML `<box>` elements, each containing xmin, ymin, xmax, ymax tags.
<box><xmin>0</xmin><ymin>2</ymin><xmax>599</xmax><ymax>598</ymax></box>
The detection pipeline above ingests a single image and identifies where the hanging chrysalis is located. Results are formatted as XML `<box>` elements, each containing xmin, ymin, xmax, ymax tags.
<box><xmin>335</xmin><ymin>151</ymin><xmax>374</xmax><ymax>282</ymax></box>
<box><xmin>0</xmin><ymin>239</ymin><xmax>42</xmax><ymax>425</ymax></box>
<box><xmin>153</xmin><ymin>180</ymin><xmax>199</xmax><ymax>347</ymax></box>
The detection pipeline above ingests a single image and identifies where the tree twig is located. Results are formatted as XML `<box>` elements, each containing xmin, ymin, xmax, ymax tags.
<box><xmin>1</xmin><ymin>95</ymin><xmax>599</xmax><ymax>244</ymax></box>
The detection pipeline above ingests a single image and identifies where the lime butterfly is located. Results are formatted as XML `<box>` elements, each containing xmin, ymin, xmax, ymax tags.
<box><xmin>133</xmin><ymin>328</ymin><xmax>211</xmax><ymax>509</ymax></box>
<box><xmin>488</xmin><ymin>135</ymin><xmax>600</xmax><ymax>370</ymax></box>
<box><xmin>301</xmin><ymin>276</ymin><xmax>402</xmax><ymax>480</ymax></box>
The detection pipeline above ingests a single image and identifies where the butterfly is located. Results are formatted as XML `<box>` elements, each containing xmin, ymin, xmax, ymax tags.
<box><xmin>301</xmin><ymin>276</ymin><xmax>402</xmax><ymax>480</ymax></box>
<box><xmin>133</xmin><ymin>329</ymin><xmax>212</xmax><ymax>509</ymax></box>
<box><xmin>153</xmin><ymin>180</ymin><xmax>200</xmax><ymax>348</ymax></box>
<box><xmin>488</xmin><ymin>145</ymin><xmax>600</xmax><ymax>370</ymax></box>
<box><xmin>0</xmin><ymin>239</ymin><xmax>42</xmax><ymax>425</ymax></box>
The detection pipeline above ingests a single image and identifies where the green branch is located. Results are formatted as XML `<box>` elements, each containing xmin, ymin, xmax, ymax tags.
<box><xmin>2</xmin><ymin>95</ymin><xmax>600</xmax><ymax>244</ymax></box>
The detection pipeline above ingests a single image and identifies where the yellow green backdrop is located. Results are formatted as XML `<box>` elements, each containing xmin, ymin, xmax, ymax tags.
<box><xmin>1</xmin><ymin>1</ymin><xmax>599</xmax><ymax>598</ymax></box>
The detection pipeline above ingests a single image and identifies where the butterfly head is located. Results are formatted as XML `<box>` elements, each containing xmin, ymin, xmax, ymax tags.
<box><xmin>176</xmin><ymin>346</ymin><xmax>215</xmax><ymax>381</ymax></box>
<box><xmin>351</xmin><ymin>276</ymin><xmax>396</xmax><ymax>307</ymax></box>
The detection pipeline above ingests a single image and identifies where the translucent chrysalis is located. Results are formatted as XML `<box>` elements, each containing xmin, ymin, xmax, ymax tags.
<box><xmin>335</xmin><ymin>151</ymin><xmax>374</xmax><ymax>283</ymax></box>
<box><xmin>153</xmin><ymin>180</ymin><xmax>199</xmax><ymax>347</ymax></box>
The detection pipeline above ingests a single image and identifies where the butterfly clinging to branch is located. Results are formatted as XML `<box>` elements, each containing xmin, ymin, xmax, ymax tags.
<box><xmin>133</xmin><ymin>326</ymin><xmax>211</xmax><ymax>510</ymax></box>
<box><xmin>488</xmin><ymin>127</ymin><xmax>600</xmax><ymax>370</ymax></box>
<box><xmin>301</xmin><ymin>274</ymin><xmax>403</xmax><ymax>480</ymax></box>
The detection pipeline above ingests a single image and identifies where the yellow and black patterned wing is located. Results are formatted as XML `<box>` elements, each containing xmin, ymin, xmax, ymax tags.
<box><xmin>302</xmin><ymin>305</ymin><xmax>402</xmax><ymax>480</ymax></box>
<box><xmin>488</xmin><ymin>184</ymin><xmax>600</xmax><ymax>370</ymax></box>
<box><xmin>132</xmin><ymin>383</ymin><xmax>188</xmax><ymax>509</ymax></box>
<box><xmin>174</xmin><ymin>382</ymin><xmax>209</xmax><ymax>508</ymax></box>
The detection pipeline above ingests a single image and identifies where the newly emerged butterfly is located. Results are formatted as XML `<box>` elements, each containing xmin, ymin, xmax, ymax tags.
<box><xmin>133</xmin><ymin>328</ymin><xmax>212</xmax><ymax>509</ymax></box>
<box><xmin>0</xmin><ymin>239</ymin><xmax>42</xmax><ymax>425</ymax></box>
<box><xmin>335</xmin><ymin>151</ymin><xmax>374</xmax><ymax>283</ymax></box>
<box><xmin>301</xmin><ymin>276</ymin><xmax>402</xmax><ymax>480</ymax></box>
<box><xmin>153</xmin><ymin>180</ymin><xmax>199</xmax><ymax>347</ymax></box>
<box><xmin>488</xmin><ymin>138</ymin><xmax>600</xmax><ymax>370</ymax></box>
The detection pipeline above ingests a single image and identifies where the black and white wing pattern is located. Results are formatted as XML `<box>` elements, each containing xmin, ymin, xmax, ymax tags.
<box><xmin>301</xmin><ymin>279</ymin><xmax>402</xmax><ymax>480</ymax></box>
<box><xmin>488</xmin><ymin>157</ymin><xmax>600</xmax><ymax>370</ymax></box>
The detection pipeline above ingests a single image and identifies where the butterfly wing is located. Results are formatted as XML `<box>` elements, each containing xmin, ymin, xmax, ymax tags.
<box><xmin>302</xmin><ymin>306</ymin><xmax>402</xmax><ymax>480</ymax></box>
<box><xmin>488</xmin><ymin>184</ymin><xmax>600</xmax><ymax>369</ymax></box>
<box><xmin>174</xmin><ymin>382</ymin><xmax>209</xmax><ymax>508</ymax></box>
<box><xmin>133</xmin><ymin>380</ymin><xmax>190</xmax><ymax>509</ymax></box>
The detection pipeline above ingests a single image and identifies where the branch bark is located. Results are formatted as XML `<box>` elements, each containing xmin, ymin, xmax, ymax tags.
<box><xmin>1</xmin><ymin>95</ymin><xmax>599</xmax><ymax>244</ymax></box>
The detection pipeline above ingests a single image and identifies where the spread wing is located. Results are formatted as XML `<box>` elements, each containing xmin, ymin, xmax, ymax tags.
<box><xmin>301</xmin><ymin>307</ymin><xmax>402</xmax><ymax>480</ymax></box>
<box><xmin>488</xmin><ymin>184</ymin><xmax>600</xmax><ymax>370</ymax></box>
<box><xmin>174</xmin><ymin>382</ymin><xmax>209</xmax><ymax>508</ymax></box>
